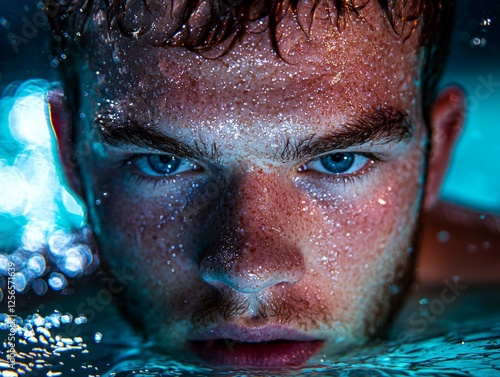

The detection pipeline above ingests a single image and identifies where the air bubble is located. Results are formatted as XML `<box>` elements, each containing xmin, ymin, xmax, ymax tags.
<box><xmin>33</xmin><ymin>314</ymin><xmax>45</xmax><ymax>327</ymax></box>
<box><xmin>32</xmin><ymin>278</ymin><xmax>48</xmax><ymax>296</ymax></box>
<box><xmin>46</xmin><ymin>312</ymin><xmax>61</xmax><ymax>328</ymax></box>
<box><xmin>63</xmin><ymin>256</ymin><xmax>83</xmax><ymax>276</ymax></box>
<box><xmin>94</xmin><ymin>332</ymin><xmax>103</xmax><ymax>343</ymax></box>
<box><xmin>0</xmin><ymin>254</ymin><xmax>10</xmax><ymax>274</ymax></box>
<box><xmin>13</xmin><ymin>272</ymin><xmax>27</xmax><ymax>292</ymax></box>
<box><xmin>74</xmin><ymin>315</ymin><xmax>87</xmax><ymax>325</ymax></box>
<box><xmin>48</xmin><ymin>272</ymin><xmax>67</xmax><ymax>291</ymax></box>
<box><xmin>60</xmin><ymin>313</ymin><xmax>73</xmax><ymax>324</ymax></box>
<box><xmin>21</xmin><ymin>223</ymin><xmax>46</xmax><ymax>252</ymax></box>
<box><xmin>471</xmin><ymin>37</ymin><xmax>487</xmax><ymax>47</ymax></box>
<box><xmin>26</xmin><ymin>253</ymin><xmax>46</xmax><ymax>278</ymax></box>
<box><xmin>61</xmin><ymin>245</ymin><xmax>90</xmax><ymax>277</ymax></box>
<box><xmin>48</xmin><ymin>229</ymin><xmax>73</xmax><ymax>257</ymax></box>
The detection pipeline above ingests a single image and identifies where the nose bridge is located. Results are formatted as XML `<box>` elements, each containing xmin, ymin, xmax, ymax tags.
<box><xmin>199</xmin><ymin>168</ymin><xmax>305</xmax><ymax>294</ymax></box>
<box><xmin>236</xmin><ymin>167</ymin><xmax>287</xmax><ymax>231</ymax></box>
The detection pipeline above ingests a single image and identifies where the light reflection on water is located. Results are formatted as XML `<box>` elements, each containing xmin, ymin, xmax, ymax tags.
<box><xmin>0</xmin><ymin>80</ymin><xmax>96</xmax><ymax>300</ymax></box>
<box><xmin>1</xmin><ymin>285</ymin><xmax>499</xmax><ymax>376</ymax></box>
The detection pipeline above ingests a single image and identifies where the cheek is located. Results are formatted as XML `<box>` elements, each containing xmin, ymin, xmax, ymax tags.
<box><xmin>300</xmin><ymin>156</ymin><xmax>424</xmax><ymax>289</ymax></box>
<box><xmin>87</xmin><ymin>175</ymin><xmax>220</xmax><ymax>322</ymax></box>
<box><xmin>86</xmin><ymin>168</ymin><xmax>206</xmax><ymax>282</ymax></box>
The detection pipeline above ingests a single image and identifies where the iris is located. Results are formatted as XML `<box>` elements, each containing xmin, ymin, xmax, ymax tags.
<box><xmin>147</xmin><ymin>155</ymin><xmax>182</xmax><ymax>175</ymax></box>
<box><xmin>319</xmin><ymin>153</ymin><xmax>355</xmax><ymax>174</ymax></box>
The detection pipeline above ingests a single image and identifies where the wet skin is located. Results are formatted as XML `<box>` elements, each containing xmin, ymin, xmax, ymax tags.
<box><xmin>60</xmin><ymin>1</ymin><xmax>453</xmax><ymax>367</ymax></box>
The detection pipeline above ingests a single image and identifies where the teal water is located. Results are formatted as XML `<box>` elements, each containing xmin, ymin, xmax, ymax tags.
<box><xmin>1</xmin><ymin>284</ymin><xmax>499</xmax><ymax>376</ymax></box>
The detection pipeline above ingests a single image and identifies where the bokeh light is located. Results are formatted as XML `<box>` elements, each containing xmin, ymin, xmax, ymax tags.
<box><xmin>0</xmin><ymin>79</ymin><xmax>96</xmax><ymax>295</ymax></box>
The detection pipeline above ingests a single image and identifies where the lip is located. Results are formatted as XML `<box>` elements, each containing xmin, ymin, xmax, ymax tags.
<box><xmin>188</xmin><ymin>324</ymin><xmax>324</xmax><ymax>368</ymax></box>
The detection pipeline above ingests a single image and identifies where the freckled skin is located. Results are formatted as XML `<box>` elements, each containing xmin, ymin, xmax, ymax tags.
<box><xmin>74</xmin><ymin>1</ymin><xmax>427</xmax><ymax>361</ymax></box>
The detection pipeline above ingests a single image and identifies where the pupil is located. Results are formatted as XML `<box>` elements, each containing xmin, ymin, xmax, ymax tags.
<box><xmin>320</xmin><ymin>153</ymin><xmax>355</xmax><ymax>174</ymax></box>
<box><xmin>147</xmin><ymin>155</ymin><xmax>181</xmax><ymax>175</ymax></box>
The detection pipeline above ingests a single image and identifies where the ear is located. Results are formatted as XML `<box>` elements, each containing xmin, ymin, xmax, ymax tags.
<box><xmin>48</xmin><ymin>89</ymin><xmax>83</xmax><ymax>197</ymax></box>
<box><xmin>424</xmin><ymin>86</ymin><xmax>466</xmax><ymax>210</ymax></box>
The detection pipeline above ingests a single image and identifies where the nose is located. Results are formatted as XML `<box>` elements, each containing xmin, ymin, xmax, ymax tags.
<box><xmin>199</xmin><ymin>169</ymin><xmax>306</xmax><ymax>294</ymax></box>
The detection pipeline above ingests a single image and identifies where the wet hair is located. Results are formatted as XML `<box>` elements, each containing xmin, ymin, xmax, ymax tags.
<box><xmin>44</xmin><ymin>0</ymin><xmax>455</xmax><ymax>119</ymax></box>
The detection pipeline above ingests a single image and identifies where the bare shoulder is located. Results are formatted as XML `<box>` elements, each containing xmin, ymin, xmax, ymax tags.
<box><xmin>418</xmin><ymin>201</ymin><xmax>500</xmax><ymax>286</ymax></box>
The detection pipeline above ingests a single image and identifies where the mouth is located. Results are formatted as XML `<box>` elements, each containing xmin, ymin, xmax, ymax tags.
<box><xmin>187</xmin><ymin>324</ymin><xmax>324</xmax><ymax>368</ymax></box>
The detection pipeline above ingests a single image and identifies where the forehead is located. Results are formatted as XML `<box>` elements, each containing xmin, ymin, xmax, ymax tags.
<box><xmin>83</xmin><ymin>1</ymin><xmax>423</xmax><ymax>135</ymax></box>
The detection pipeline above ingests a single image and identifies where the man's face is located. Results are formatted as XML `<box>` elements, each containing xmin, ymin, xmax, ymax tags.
<box><xmin>73</xmin><ymin>2</ymin><xmax>427</xmax><ymax>367</ymax></box>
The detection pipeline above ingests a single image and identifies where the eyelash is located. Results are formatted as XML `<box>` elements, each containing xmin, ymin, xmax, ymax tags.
<box><xmin>123</xmin><ymin>151</ymin><xmax>382</xmax><ymax>187</ymax></box>
<box><xmin>123</xmin><ymin>154</ymin><xmax>201</xmax><ymax>188</ymax></box>
<box><xmin>298</xmin><ymin>152</ymin><xmax>381</xmax><ymax>180</ymax></box>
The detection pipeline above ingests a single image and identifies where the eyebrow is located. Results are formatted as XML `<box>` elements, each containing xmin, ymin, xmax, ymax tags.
<box><xmin>96</xmin><ymin>107</ymin><xmax>412</xmax><ymax>163</ymax></box>
<box><xmin>277</xmin><ymin>107</ymin><xmax>413</xmax><ymax>162</ymax></box>
<box><xmin>97</xmin><ymin>121</ymin><xmax>222</xmax><ymax>163</ymax></box>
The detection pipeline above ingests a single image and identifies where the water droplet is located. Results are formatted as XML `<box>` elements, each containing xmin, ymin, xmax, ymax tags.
<box><xmin>437</xmin><ymin>231</ymin><xmax>450</xmax><ymax>243</ymax></box>
<box><xmin>0</xmin><ymin>17</ymin><xmax>11</xmax><ymax>30</ymax></box>
<box><xmin>60</xmin><ymin>313</ymin><xmax>73</xmax><ymax>324</ymax></box>
<box><xmin>26</xmin><ymin>253</ymin><xmax>46</xmax><ymax>278</ymax></box>
<box><xmin>94</xmin><ymin>332</ymin><xmax>103</xmax><ymax>343</ymax></box>
<box><xmin>13</xmin><ymin>272</ymin><xmax>27</xmax><ymax>292</ymax></box>
<box><xmin>74</xmin><ymin>315</ymin><xmax>87</xmax><ymax>325</ymax></box>
<box><xmin>480</xmin><ymin>18</ymin><xmax>491</xmax><ymax>26</ymax></box>
<box><xmin>2</xmin><ymin>370</ymin><xmax>19</xmax><ymax>377</ymax></box>
<box><xmin>62</xmin><ymin>246</ymin><xmax>86</xmax><ymax>277</ymax></box>
<box><xmin>48</xmin><ymin>272</ymin><xmax>67</xmax><ymax>291</ymax></box>
<box><xmin>471</xmin><ymin>37</ymin><xmax>487</xmax><ymax>47</ymax></box>
<box><xmin>389</xmin><ymin>285</ymin><xmax>400</xmax><ymax>295</ymax></box>
<box><xmin>32</xmin><ymin>278</ymin><xmax>48</xmax><ymax>296</ymax></box>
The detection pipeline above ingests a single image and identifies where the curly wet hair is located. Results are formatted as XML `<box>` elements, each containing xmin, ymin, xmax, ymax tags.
<box><xmin>43</xmin><ymin>0</ymin><xmax>456</xmax><ymax>118</ymax></box>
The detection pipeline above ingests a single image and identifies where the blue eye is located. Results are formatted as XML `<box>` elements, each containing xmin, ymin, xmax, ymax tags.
<box><xmin>132</xmin><ymin>154</ymin><xmax>197</xmax><ymax>177</ymax></box>
<box><xmin>302</xmin><ymin>152</ymin><xmax>371</xmax><ymax>175</ymax></box>
<box><xmin>319</xmin><ymin>152</ymin><xmax>355</xmax><ymax>174</ymax></box>
<box><xmin>147</xmin><ymin>155</ymin><xmax>181</xmax><ymax>175</ymax></box>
